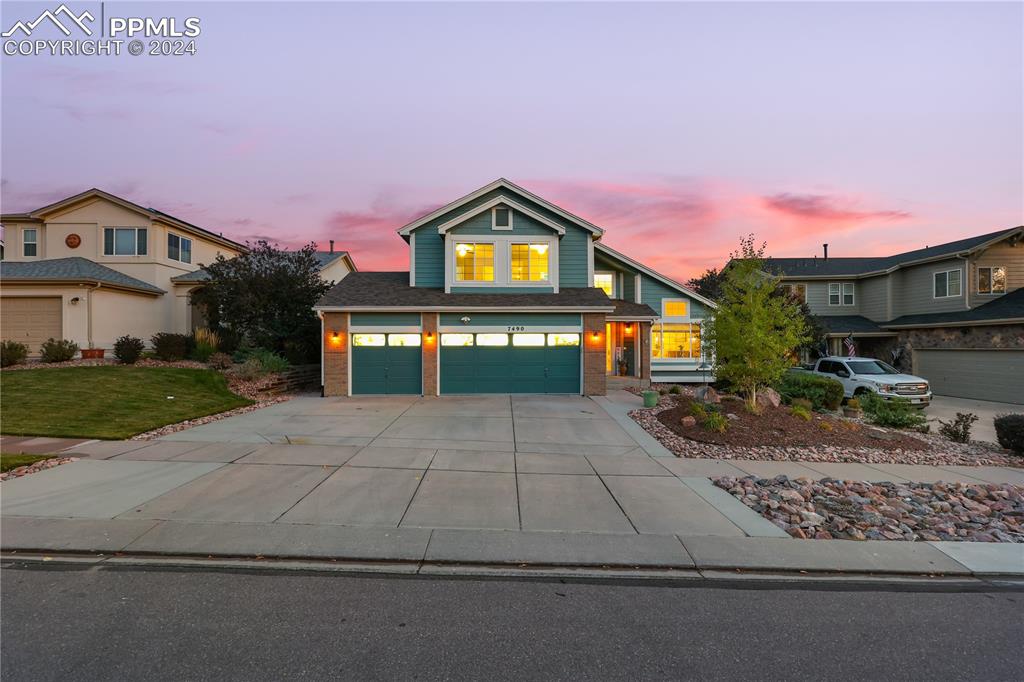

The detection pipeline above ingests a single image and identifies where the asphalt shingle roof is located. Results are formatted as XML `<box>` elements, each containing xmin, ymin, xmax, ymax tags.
<box><xmin>885</xmin><ymin>287</ymin><xmax>1024</xmax><ymax>327</ymax></box>
<box><xmin>817</xmin><ymin>315</ymin><xmax>889</xmax><ymax>334</ymax></box>
<box><xmin>171</xmin><ymin>251</ymin><xmax>350</xmax><ymax>283</ymax></box>
<box><xmin>316</xmin><ymin>271</ymin><xmax>614</xmax><ymax>309</ymax></box>
<box><xmin>0</xmin><ymin>257</ymin><xmax>165</xmax><ymax>294</ymax></box>
<box><xmin>609</xmin><ymin>300</ymin><xmax>659</xmax><ymax>318</ymax></box>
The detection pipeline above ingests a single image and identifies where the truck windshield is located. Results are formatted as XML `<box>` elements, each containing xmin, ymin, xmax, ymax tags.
<box><xmin>847</xmin><ymin>360</ymin><xmax>898</xmax><ymax>375</ymax></box>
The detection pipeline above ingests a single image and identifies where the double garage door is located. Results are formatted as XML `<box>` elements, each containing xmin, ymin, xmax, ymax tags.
<box><xmin>350</xmin><ymin>331</ymin><xmax>581</xmax><ymax>395</ymax></box>
<box><xmin>915</xmin><ymin>349</ymin><xmax>1024</xmax><ymax>405</ymax></box>
<box><xmin>1</xmin><ymin>297</ymin><xmax>62</xmax><ymax>355</ymax></box>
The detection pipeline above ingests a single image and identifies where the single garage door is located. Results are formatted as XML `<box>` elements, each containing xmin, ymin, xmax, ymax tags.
<box><xmin>441</xmin><ymin>332</ymin><xmax>581</xmax><ymax>394</ymax></box>
<box><xmin>916</xmin><ymin>349</ymin><xmax>1024</xmax><ymax>404</ymax></box>
<box><xmin>1</xmin><ymin>297</ymin><xmax>62</xmax><ymax>355</ymax></box>
<box><xmin>351</xmin><ymin>333</ymin><xmax>422</xmax><ymax>394</ymax></box>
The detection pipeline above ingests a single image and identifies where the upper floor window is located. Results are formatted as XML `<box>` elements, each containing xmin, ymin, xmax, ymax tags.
<box><xmin>510</xmin><ymin>243</ymin><xmax>549</xmax><ymax>282</ymax></box>
<box><xmin>933</xmin><ymin>269</ymin><xmax>962</xmax><ymax>298</ymax></box>
<box><xmin>455</xmin><ymin>242</ymin><xmax>494</xmax><ymax>282</ymax></box>
<box><xmin>781</xmin><ymin>283</ymin><xmax>807</xmax><ymax>304</ymax></box>
<box><xmin>167</xmin><ymin>233</ymin><xmax>192</xmax><ymax>264</ymax></box>
<box><xmin>663</xmin><ymin>300</ymin><xmax>689</xmax><ymax>318</ymax></box>
<box><xmin>828</xmin><ymin>282</ymin><xmax>854</xmax><ymax>305</ymax></box>
<box><xmin>22</xmin><ymin>229</ymin><xmax>38</xmax><ymax>257</ymax></box>
<box><xmin>594</xmin><ymin>273</ymin><xmax>615</xmax><ymax>298</ymax></box>
<box><xmin>104</xmin><ymin>227</ymin><xmax>147</xmax><ymax>256</ymax></box>
<box><xmin>492</xmin><ymin>206</ymin><xmax>512</xmax><ymax>230</ymax></box>
<box><xmin>978</xmin><ymin>266</ymin><xmax>1006</xmax><ymax>294</ymax></box>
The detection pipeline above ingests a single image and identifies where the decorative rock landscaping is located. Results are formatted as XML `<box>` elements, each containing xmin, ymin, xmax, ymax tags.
<box><xmin>713</xmin><ymin>475</ymin><xmax>1024</xmax><ymax>542</ymax></box>
<box><xmin>1</xmin><ymin>456</ymin><xmax>77</xmax><ymax>482</ymax></box>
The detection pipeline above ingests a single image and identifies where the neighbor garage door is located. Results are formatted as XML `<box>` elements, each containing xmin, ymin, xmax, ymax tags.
<box><xmin>1</xmin><ymin>297</ymin><xmax>62</xmax><ymax>355</ymax></box>
<box><xmin>440</xmin><ymin>332</ymin><xmax>581</xmax><ymax>394</ymax></box>
<box><xmin>351</xmin><ymin>333</ymin><xmax>422</xmax><ymax>394</ymax></box>
<box><xmin>915</xmin><ymin>349</ymin><xmax>1024</xmax><ymax>404</ymax></box>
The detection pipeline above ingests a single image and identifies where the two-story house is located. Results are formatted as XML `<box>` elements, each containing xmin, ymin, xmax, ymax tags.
<box><xmin>314</xmin><ymin>179</ymin><xmax>715</xmax><ymax>396</ymax></box>
<box><xmin>764</xmin><ymin>227</ymin><xmax>1024</xmax><ymax>404</ymax></box>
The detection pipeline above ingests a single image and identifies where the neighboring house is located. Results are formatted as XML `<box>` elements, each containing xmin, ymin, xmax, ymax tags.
<box><xmin>314</xmin><ymin>178</ymin><xmax>714</xmax><ymax>397</ymax></box>
<box><xmin>0</xmin><ymin>189</ymin><xmax>247</xmax><ymax>355</ymax></box>
<box><xmin>173</xmin><ymin>242</ymin><xmax>357</xmax><ymax>287</ymax></box>
<box><xmin>763</xmin><ymin>227</ymin><xmax>1024</xmax><ymax>404</ymax></box>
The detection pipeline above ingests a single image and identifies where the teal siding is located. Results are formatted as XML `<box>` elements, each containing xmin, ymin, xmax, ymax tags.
<box><xmin>559</xmin><ymin>227</ymin><xmax>590</xmax><ymax>288</ymax></box>
<box><xmin>595</xmin><ymin>252</ymin><xmax>639</xmax><ymax>301</ymax></box>
<box><xmin>414</xmin><ymin>232</ymin><xmax>445</xmax><ymax>287</ymax></box>
<box><xmin>621</xmin><ymin>274</ymin><xmax>635</xmax><ymax>302</ymax></box>
<box><xmin>350</xmin><ymin>313</ymin><xmax>422</xmax><ymax>326</ymax></box>
<box><xmin>440</xmin><ymin>313</ymin><xmax>581</xmax><ymax>327</ymax></box>
<box><xmin>450</xmin><ymin>286</ymin><xmax>555</xmax><ymax>295</ymax></box>
<box><xmin>641</xmin><ymin>274</ymin><xmax>707</xmax><ymax>318</ymax></box>
<box><xmin>447</xmin><ymin>209</ymin><xmax>552</xmax><ymax>236</ymax></box>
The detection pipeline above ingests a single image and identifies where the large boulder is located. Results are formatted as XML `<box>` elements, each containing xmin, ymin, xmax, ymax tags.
<box><xmin>694</xmin><ymin>385</ymin><xmax>721</xmax><ymax>404</ymax></box>
<box><xmin>756</xmin><ymin>387</ymin><xmax>782</xmax><ymax>409</ymax></box>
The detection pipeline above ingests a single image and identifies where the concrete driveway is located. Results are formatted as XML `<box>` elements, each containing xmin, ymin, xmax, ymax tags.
<box><xmin>925</xmin><ymin>396</ymin><xmax>1023</xmax><ymax>444</ymax></box>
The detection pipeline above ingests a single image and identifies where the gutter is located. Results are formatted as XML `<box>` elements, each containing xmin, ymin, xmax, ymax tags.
<box><xmin>881</xmin><ymin>317</ymin><xmax>1024</xmax><ymax>330</ymax></box>
<box><xmin>313</xmin><ymin>305</ymin><xmax>617</xmax><ymax>313</ymax></box>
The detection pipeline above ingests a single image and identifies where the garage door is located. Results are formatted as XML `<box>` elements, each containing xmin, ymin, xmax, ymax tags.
<box><xmin>1</xmin><ymin>297</ymin><xmax>62</xmax><ymax>355</ymax></box>
<box><xmin>351</xmin><ymin>333</ymin><xmax>422</xmax><ymax>395</ymax></box>
<box><xmin>916</xmin><ymin>349</ymin><xmax>1024</xmax><ymax>404</ymax></box>
<box><xmin>440</xmin><ymin>332</ymin><xmax>581</xmax><ymax>394</ymax></box>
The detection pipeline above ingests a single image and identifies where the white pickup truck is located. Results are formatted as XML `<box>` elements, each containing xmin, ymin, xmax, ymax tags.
<box><xmin>806</xmin><ymin>356</ymin><xmax>932</xmax><ymax>407</ymax></box>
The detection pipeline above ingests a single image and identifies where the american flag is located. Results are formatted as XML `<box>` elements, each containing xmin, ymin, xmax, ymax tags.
<box><xmin>843</xmin><ymin>333</ymin><xmax>856</xmax><ymax>357</ymax></box>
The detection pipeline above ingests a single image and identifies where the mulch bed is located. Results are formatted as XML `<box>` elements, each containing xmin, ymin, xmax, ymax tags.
<box><xmin>1</xmin><ymin>457</ymin><xmax>78</xmax><ymax>482</ymax></box>
<box><xmin>714</xmin><ymin>475</ymin><xmax>1024</xmax><ymax>542</ymax></box>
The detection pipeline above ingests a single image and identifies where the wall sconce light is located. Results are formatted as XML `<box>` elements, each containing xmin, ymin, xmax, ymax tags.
<box><xmin>426</xmin><ymin>332</ymin><xmax>434</xmax><ymax>340</ymax></box>
<box><xmin>624</xmin><ymin>324</ymin><xmax>633</xmax><ymax>335</ymax></box>
<box><xmin>329</xmin><ymin>331</ymin><xmax>342</xmax><ymax>346</ymax></box>
<box><xmin>69</xmin><ymin>297</ymin><xmax>81</xmax><ymax>305</ymax></box>
<box><xmin>590</xmin><ymin>331</ymin><xmax>601</xmax><ymax>342</ymax></box>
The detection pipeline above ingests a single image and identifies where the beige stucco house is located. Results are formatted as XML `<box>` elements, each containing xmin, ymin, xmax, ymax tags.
<box><xmin>0</xmin><ymin>189</ymin><xmax>356</xmax><ymax>356</ymax></box>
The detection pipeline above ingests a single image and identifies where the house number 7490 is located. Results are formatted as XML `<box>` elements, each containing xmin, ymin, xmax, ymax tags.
<box><xmin>506</xmin><ymin>326</ymin><xmax>526</xmax><ymax>332</ymax></box>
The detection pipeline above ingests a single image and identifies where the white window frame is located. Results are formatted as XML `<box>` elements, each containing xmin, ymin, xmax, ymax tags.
<box><xmin>782</xmin><ymin>282</ymin><xmax>807</xmax><ymax>304</ymax></box>
<box><xmin>509</xmin><ymin>242</ymin><xmax>553</xmax><ymax>284</ymax></box>
<box><xmin>167</xmin><ymin>232</ymin><xmax>193</xmax><ymax>264</ymax></box>
<box><xmin>103</xmin><ymin>227</ymin><xmax>148</xmax><ymax>256</ymax></box>
<box><xmin>22</xmin><ymin>228</ymin><xmax>38</xmax><ymax>257</ymax></box>
<box><xmin>828</xmin><ymin>282</ymin><xmax>854</xmax><ymax>306</ymax></box>
<box><xmin>977</xmin><ymin>266</ymin><xmax>1006</xmax><ymax>295</ymax></box>
<box><xmin>661</xmin><ymin>298</ymin><xmax>690</xmax><ymax>320</ymax></box>
<box><xmin>933</xmin><ymin>268</ymin><xmax>962</xmax><ymax>299</ymax></box>
<box><xmin>593</xmin><ymin>271</ymin><xmax>617</xmax><ymax>298</ymax></box>
<box><xmin>491</xmin><ymin>206</ymin><xmax>513</xmax><ymax>231</ymax></box>
<box><xmin>444</xmin><ymin>235</ymin><xmax>559</xmax><ymax>292</ymax></box>
<box><xmin>651</xmin><ymin>320</ymin><xmax>704</xmax><ymax>363</ymax></box>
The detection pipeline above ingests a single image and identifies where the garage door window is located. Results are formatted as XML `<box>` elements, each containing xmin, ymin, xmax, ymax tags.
<box><xmin>387</xmin><ymin>334</ymin><xmax>421</xmax><ymax>347</ymax></box>
<box><xmin>547</xmin><ymin>333</ymin><xmax>580</xmax><ymax>346</ymax></box>
<box><xmin>476</xmin><ymin>333</ymin><xmax>509</xmax><ymax>346</ymax></box>
<box><xmin>352</xmin><ymin>334</ymin><xmax>385</xmax><ymax>346</ymax></box>
<box><xmin>441</xmin><ymin>333</ymin><xmax>474</xmax><ymax>346</ymax></box>
<box><xmin>512</xmin><ymin>333</ymin><xmax>545</xmax><ymax>346</ymax></box>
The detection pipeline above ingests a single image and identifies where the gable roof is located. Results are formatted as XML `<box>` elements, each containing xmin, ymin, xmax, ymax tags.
<box><xmin>765</xmin><ymin>226</ymin><xmax>1023</xmax><ymax>278</ymax></box>
<box><xmin>397</xmin><ymin>178</ymin><xmax>604</xmax><ymax>237</ymax></box>
<box><xmin>171</xmin><ymin>250</ymin><xmax>356</xmax><ymax>284</ymax></box>
<box><xmin>883</xmin><ymin>287</ymin><xmax>1024</xmax><ymax>328</ymax></box>
<box><xmin>1</xmin><ymin>188</ymin><xmax>248</xmax><ymax>252</ymax></box>
<box><xmin>595</xmin><ymin>242</ymin><xmax>718</xmax><ymax>309</ymax></box>
<box><xmin>0</xmin><ymin>257</ymin><xmax>165</xmax><ymax>295</ymax></box>
<box><xmin>436</xmin><ymin>195</ymin><xmax>566</xmax><ymax>235</ymax></box>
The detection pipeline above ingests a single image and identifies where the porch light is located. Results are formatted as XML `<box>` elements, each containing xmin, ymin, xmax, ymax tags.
<box><xmin>329</xmin><ymin>331</ymin><xmax>343</xmax><ymax>346</ymax></box>
<box><xmin>624</xmin><ymin>324</ymin><xmax>633</xmax><ymax>335</ymax></box>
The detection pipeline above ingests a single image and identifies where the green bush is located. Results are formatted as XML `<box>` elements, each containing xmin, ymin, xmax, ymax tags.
<box><xmin>702</xmin><ymin>411</ymin><xmax>728</xmax><ymax>433</ymax></box>
<box><xmin>192</xmin><ymin>341</ymin><xmax>217</xmax><ymax>362</ymax></box>
<box><xmin>669</xmin><ymin>385</ymin><xmax>682</xmax><ymax>395</ymax></box>
<box><xmin>113</xmin><ymin>335</ymin><xmax>145</xmax><ymax>364</ymax></box>
<box><xmin>151</xmin><ymin>333</ymin><xmax>190</xmax><ymax>361</ymax></box>
<box><xmin>777</xmin><ymin>371</ymin><xmax>844</xmax><ymax>411</ymax></box>
<box><xmin>938</xmin><ymin>412</ymin><xmax>978</xmax><ymax>444</ymax></box>
<box><xmin>860</xmin><ymin>392</ymin><xmax>927</xmax><ymax>429</ymax></box>
<box><xmin>689</xmin><ymin>402</ymin><xmax>708</xmax><ymax>419</ymax></box>
<box><xmin>208</xmin><ymin>352</ymin><xmax>234</xmax><ymax>370</ymax></box>
<box><xmin>251</xmin><ymin>348</ymin><xmax>289</xmax><ymax>374</ymax></box>
<box><xmin>789</xmin><ymin>404</ymin><xmax>812</xmax><ymax>421</ymax></box>
<box><xmin>234</xmin><ymin>357</ymin><xmax>263</xmax><ymax>381</ymax></box>
<box><xmin>1</xmin><ymin>340</ymin><xmax>29</xmax><ymax>367</ymax></box>
<box><xmin>791</xmin><ymin>397</ymin><xmax>813</xmax><ymax>411</ymax></box>
<box><xmin>845</xmin><ymin>397</ymin><xmax>861</xmax><ymax>410</ymax></box>
<box><xmin>40</xmin><ymin>338</ymin><xmax>78</xmax><ymax>363</ymax></box>
<box><xmin>994</xmin><ymin>414</ymin><xmax>1024</xmax><ymax>455</ymax></box>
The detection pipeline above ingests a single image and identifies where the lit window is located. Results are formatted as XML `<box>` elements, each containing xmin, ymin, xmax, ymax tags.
<box><xmin>104</xmin><ymin>227</ymin><xmax>147</xmax><ymax>256</ymax></box>
<box><xmin>594</xmin><ymin>273</ymin><xmax>615</xmax><ymax>297</ymax></box>
<box><xmin>352</xmin><ymin>334</ymin><xmax>385</xmax><ymax>346</ymax></box>
<box><xmin>441</xmin><ymin>333</ymin><xmax>474</xmax><ymax>346</ymax></box>
<box><xmin>512</xmin><ymin>333</ymin><xmax>545</xmax><ymax>346</ymax></box>
<box><xmin>22</xmin><ymin>229</ymin><xmax>37</xmax><ymax>257</ymax></box>
<box><xmin>455</xmin><ymin>242</ymin><xmax>495</xmax><ymax>281</ymax></box>
<box><xmin>388</xmin><ymin>334</ymin><xmax>421</xmax><ymax>347</ymax></box>
<box><xmin>511</xmin><ymin>243</ymin><xmax>550</xmax><ymax>282</ymax></box>
<box><xmin>934</xmin><ymin>269</ymin><xmax>962</xmax><ymax>298</ymax></box>
<box><xmin>492</xmin><ymin>206</ymin><xmax>512</xmax><ymax>230</ymax></box>
<box><xmin>476</xmin><ymin>333</ymin><xmax>509</xmax><ymax>346</ymax></box>
<box><xmin>663</xmin><ymin>300</ymin><xmax>688</xmax><ymax>318</ymax></box>
<box><xmin>547</xmin><ymin>333</ymin><xmax>580</xmax><ymax>347</ymax></box>
<box><xmin>652</xmin><ymin>323</ymin><xmax>701</xmax><ymax>359</ymax></box>
<box><xmin>978</xmin><ymin>266</ymin><xmax>1006</xmax><ymax>294</ymax></box>
<box><xmin>781</xmin><ymin>283</ymin><xmax>807</xmax><ymax>303</ymax></box>
<box><xmin>168</xmin><ymin>233</ymin><xmax>192</xmax><ymax>264</ymax></box>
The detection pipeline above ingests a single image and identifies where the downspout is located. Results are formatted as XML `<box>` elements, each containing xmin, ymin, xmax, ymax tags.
<box><xmin>960</xmin><ymin>254</ymin><xmax>970</xmax><ymax>310</ymax></box>
<box><xmin>318</xmin><ymin>310</ymin><xmax>325</xmax><ymax>396</ymax></box>
<box><xmin>87</xmin><ymin>282</ymin><xmax>101</xmax><ymax>349</ymax></box>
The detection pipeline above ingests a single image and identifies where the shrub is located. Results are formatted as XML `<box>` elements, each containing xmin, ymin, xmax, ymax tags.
<box><xmin>1</xmin><ymin>340</ymin><xmax>29</xmax><ymax>367</ymax></box>
<box><xmin>208</xmin><ymin>352</ymin><xmax>234</xmax><ymax>370</ymax></box>
<box><xmin>659</xmin><ymin>388</ymin><xmax>668</xmax><ymax>395</ymax></box>
<box><xmin>702</xmin><ymin>411</ymin><xmax>728</xmax><ymax>433</ymax></box>
<box><xmin>40</xmin><ymin>338</ymin><xmax>78</xmax><ymax>363</ymax></box>
<box><xmin>192</xmin><ymin>341</ymin><xmax>217</xmax><ymax>362</ymax></box>
<box><xmin>994</xmin><ymin>414</ymin><xmax>1024</xmax><ymax>455</ymax></box>
<box><xmin>777</xmin><ymin>372</ymin><xmax>844</xmax><ymax>411</ymax></box>
<box><xmin>113</xmin><ymin>335</ymin><xmax>145</xmax><ymax>364</ymax></box>
<box><xmin>789</xmin><ymin>404</ymin><xmax>812</xmax><ymax>421</ymax></box>
<box><xmin>860</xmin><ymin>392</ymin><xmax>927</xmax><ymax>429</ymax></box>
<box><xmin>151</xmin><ymin>333</ymin><xmax>190</xmax><ymax>361</ymax></box>
<box><xmin>819</xmin><ymin>421</ymin><xmax>834</xmax><ymax>432</ymax></box>
<box><xmin>251</xmin><ymin>348</ymin><xmax>289</xmax><ymax>374</ymax></box>
<box><xmin>234</xmin><ymin>357</ymin><xmax>264</xmax><ymax>381</ymax></box>
<box><xmin>689</xmin><ymin>402</ymin><xmax>708</xmax><ymax>420</ymax></box>
<box><xmin>669</xmin><ymin>385</ymin><xmax>682</xmax><ymax>395</ymax></box>
<box><xmin>792</xmin><ymin>398</ymin><xmax>813</xmax><ymax>411</ymax></box>
<box><xmin>845</xmin><ymin>397</ymin><xmax>861</xmax><ymax>410</ymax></box>
<box><xmin>937</xmin><ymin>412</ymin><xmax>979</xmax><ymax>444</ymax></box>
<box><xmin>191</xmin><ymin>327</ymin><xmax>220</xmax><ymax>362</ymax></box>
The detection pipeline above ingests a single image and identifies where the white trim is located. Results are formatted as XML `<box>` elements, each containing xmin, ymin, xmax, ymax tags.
<box><xmin>932</xmin><ymin>267</ymin><xmax>963</xmax><ymax>299</ymax></box>
<box><xmin>661</xmin><ymin>298</ymin><xmax>691</xmax><ymax>320</ymax></box>
<box><xmin>593</xmin><ymin>271</ymin><xmax>617</xmax><ymax>298</ymax></box>
<box><xmin>439</xmin><ymin>325</ymin><xmax>582</xmax><ymax>333</ymax></box>
<box><xmin>348</xmin><ymin>325</ymin><xmax>422</xmax><ymax>333</ymax></box>
<box><xmin>828</xmin><ymin>281</ymin><xmax>855</xmax><ymax>306</ymax></box>
<box><xmin>437</xmin><ymin>195</ymin><xmax>565</xmax><ymax>235</ymax></box>
<box><xmin>315</xmin><ymin>305</ymin><xmax>615</xmax><ymax>313</ymax></box>
<box><xmin>587</xmin><ymin>236</ymin><xmax>595</xmax><ymax>285</ymax></box>
<box><xmin>445</xmin><ymin>235</ymin><xmax>559</xmax><ymax>290</ymax></box>
<box><xmin>346</xmin><ymin>314</ymin><xmax>352</xmax><ymax>397</ymax></box>
<box><xmin>976</xmin><ymin>265</ymin><xmax>1007</xmax><ymax>295</ymax></box>
<box><xmin>396</xmin><ymin>178</ymin><xmax>604</xmax><ymax>236</ymax></box>
<box><xmin>319</xmin><ymin>312</ymin><xmax>324</xmax><ymax>391</ymax></box>
<box><xmin>408</xmin><ymin>232</ymin><xmax>416</xmax><ymax>287</ymax></box>
<box><xmin>596</xmin><ymin>242</ymin><xmax>717</xmax><ymax>309</ymax></box>
<box><xmin>491</xmin><ymin>206</ymin><xmax>513</xmax><ymax>231</ymax></box>
<box><xmin>21</xmin><ymin>227</ymin><xmax>38</xmax><ymax>258</ymax></box>
<box><xmin>650</xmin><ymin>317</ymin><xmax>704</xmax><ymax>363</ymax></box>
<box><xmin>635</xmin><ymin>273</ymin><xmax>642</xmax><ymax>304</ymax></box>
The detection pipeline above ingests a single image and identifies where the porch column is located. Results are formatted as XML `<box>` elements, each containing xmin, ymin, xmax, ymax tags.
<box><xmin>422</xmin><ymin>312</ymin><xmax>438</xmax><ymax>396</ymax></box>
<box><xmin>639</xmin><ymin>321</ymin><xmax>652</xmax><ymax>381</ymax></box>
<box><xmin>323</xmin><ymin>312</ymin><xmax>349</xmax><ymax>397</ymax></box>
<box><xmin>583</xmin><ymin>313</ymin><xmax>607</xmax><ymax>396</ymax></box>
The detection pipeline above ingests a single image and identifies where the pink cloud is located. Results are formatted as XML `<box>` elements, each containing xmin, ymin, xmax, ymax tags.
<box><xmin>762</xmin><ymin>193</ymin><xmax>911</xmax><ymax>225</ymax></box>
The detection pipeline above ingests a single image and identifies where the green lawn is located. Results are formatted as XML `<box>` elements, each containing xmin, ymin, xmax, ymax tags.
<box><xmin>1</xmin><ymin>454</ymin><xmax>54</xmax><ymax>472</ymax></box>
<box><xmin>1</xmin><ymin>367</ymin><xmax>253</xmax><ymax>440</ymax></box>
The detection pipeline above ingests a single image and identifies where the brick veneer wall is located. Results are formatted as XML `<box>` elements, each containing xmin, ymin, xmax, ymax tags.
<box><xmin>422</xmin><ymin>312</ymin><xmax>438</xmax><ymax>396</ymax></box>
<box><xmin>322</xmin><ymin>312</ymin><xmax>348</xmax><ymax>396</ymax></box>
<box><xmin>583</xmin><ymin>313</ymin><xmax>607</xmax><ymax>396</ymax></box>
<box><xmin>638</xmin><ymin>321</ymin><xmax>652</xmax><ymax>380</ymax></box>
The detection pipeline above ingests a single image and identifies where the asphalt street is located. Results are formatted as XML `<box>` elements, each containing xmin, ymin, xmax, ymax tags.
<box><xmin>2</xmin><ymin>563</ymin><xmax>1021</xmax><ymax>681</ymax></box>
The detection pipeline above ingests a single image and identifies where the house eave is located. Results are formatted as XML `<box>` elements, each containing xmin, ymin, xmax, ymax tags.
<box><xmin>0</xmin><ymin>278</ymin><xmax>164</xmax><ymax>296</ymax></box>
<box><xmin>595</xmin><ymin>242</ymin><xmax>718</xmax><ymax>309</ymax></box>
<box><xmin>314</xmin><ymin>305</ymin><xmax>616</xmax><ymax>313</ymax></box>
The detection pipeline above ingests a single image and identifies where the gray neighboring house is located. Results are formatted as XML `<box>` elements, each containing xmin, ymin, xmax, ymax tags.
<box><xmin>764</xmin><ymin>226</ymin><xmax>1024</xmax><ymax>404</ymax></box>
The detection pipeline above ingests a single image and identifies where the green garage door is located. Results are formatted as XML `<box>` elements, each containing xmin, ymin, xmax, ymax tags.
<box><xmin>351</xmin><ymin>333</ymin><xmax>422</xmax><ymax>395</ymax></box>
<box><xmin>441</xmin><ymin>332</ymin><xmax>581</xmax><ymax>394</ymax></box>
<box><xmin>916</xmin><ymin>349</ymin><xmax>1024</xmax><ymax>404</ymax></box>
